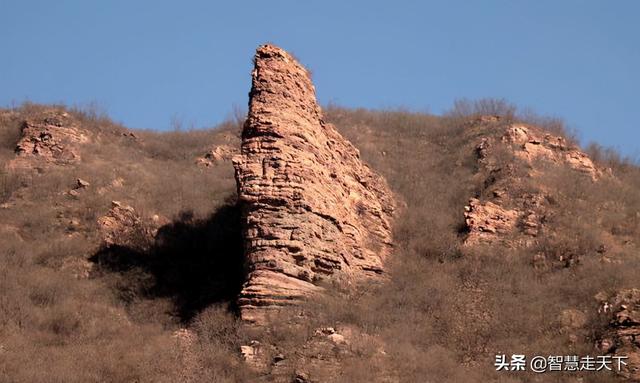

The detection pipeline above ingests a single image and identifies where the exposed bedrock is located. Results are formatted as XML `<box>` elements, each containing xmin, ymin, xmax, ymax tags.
<box><xmin>233</xmin><ymin>45</ymin><xmax>395</xmax><ymax>323</ymax></box>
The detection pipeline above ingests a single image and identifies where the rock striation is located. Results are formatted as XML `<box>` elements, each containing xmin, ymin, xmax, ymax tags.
<box><xmin>463</xmin><ymin>119</ymin><xmax>601</xmax><ymax>246</ymax></box>
<box><xmin>10</xmin><ymin>112</ymin><xmax>88</xmax><ymax>168</ymax></box>
<box><xmin>233</xmin><ymin>45</ymin><xmax>395</xmax><ymax>323</ymax></box>
<box><xmin>502</xmin><ymin>124</ymin><xmax>599</xmax><ymax>178</ymax></box>
<box><xmin>464</xmin><ymin>198</ymin><xmax>518</xmax><ymax>244</ymax></box>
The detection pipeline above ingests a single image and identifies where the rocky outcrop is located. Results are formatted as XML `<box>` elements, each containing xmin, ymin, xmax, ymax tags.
<box><xmin>97</xmin><ymin>201</ymin><xmax>162</xmax><ymax>250</ymax></box>
<box><xmin>233</xmin><ymin>45</ymin><xmax>395</xmax><ymax>323</ymax></box>
<box><xmin>10</xmin><ymin>111</ymin><xmax>89</xmax><ymax>168</ymax></box>
<box><xmin>464</xmin><ymin>198</ymin><xmax>518</xmax><ymax>245</ymax></box>
<box><xmin>463</xmin><ymin>119</ymin><xmax>600</xmax><ymax>246</ymax></box>
<box><xmin>596</xmin><ymin>289</ymin><xmax>640</xmax><ymax>381</ymax></box>
<box><xmin>239</xmin><ymin>322</ymin><xmax>392</xmax><ymax>382</ymax></box>
<box><xmin>502</xmin><ymin>124</ymin><xmax>599</xmax><ymax>178</ymax></box>
<box><xmin>196</xmin><ymin>145</ymin><xmax>236</xmax><ymax>167</ymax></box>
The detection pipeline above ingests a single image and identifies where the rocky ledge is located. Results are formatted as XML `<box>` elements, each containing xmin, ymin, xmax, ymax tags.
<box><xmin>464</xmin><ymin>119</ymin><xmax>602</xmax><ymax>247</ymax></box>
<box><xmin>10</xmin><ymin>111</ymin><xmax>89</xmax><ymax>168</ymax></box>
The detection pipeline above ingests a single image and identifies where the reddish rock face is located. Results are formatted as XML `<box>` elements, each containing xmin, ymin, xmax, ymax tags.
<box><xmin>233</xmin><ymin>45</ymin><xmax>395</xmax><ymax>323</ymax></box>
<box><xmin>463</xmin><ymin>120</ymin><xmax>602</xmax><ymax>247</ymax></box>
<box><xmin>502</xmin><ymin>124</ymin><xmax>599</xmax><ymax>178</ymax></box>
<box><xmin>10</xmin><ymin>112</ymin><xmax>88</xmax><ymax>168</ymax></box>
<box><xmin>464</xmin><ymin>198</ymin><xmax>518</xmax><ymax>244</ymax></box>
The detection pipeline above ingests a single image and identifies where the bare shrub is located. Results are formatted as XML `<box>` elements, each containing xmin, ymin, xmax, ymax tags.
<box><xmin>1</xmin><ymin>102</ymin><xmax>638</xmax><ymax>382</ymax></box>
<box><xmin>445</xmin><ymin>98</ymin><xmax>517</xmax><ymax>119</ymax></box>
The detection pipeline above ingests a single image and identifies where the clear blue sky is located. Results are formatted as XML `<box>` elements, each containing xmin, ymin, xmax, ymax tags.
<box><xmin>1</xmin><ymin>1</ymin><xmax>638</xmax><ymax>157</ymax></box>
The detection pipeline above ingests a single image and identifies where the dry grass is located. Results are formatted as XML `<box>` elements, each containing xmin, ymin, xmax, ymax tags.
<box><xmin>300</xmin><ymin>104</ymin><xmax>640</xmax><ymax>382</ymax></box>
<box><xmin>0</xmin><ymin>103</ymin><xmax>250</xmax><ymax>382</ymax></box>
<box><xmin>0</xmin><ymin>101</ymin><xmax>638</xmax><ymax>382</ymax></box>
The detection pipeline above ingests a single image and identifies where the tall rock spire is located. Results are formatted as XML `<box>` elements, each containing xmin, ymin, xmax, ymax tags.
<box><xmin>233</xmin><ymin>44</ymin><xmax>395</xmax><ymax>323</ymax></box>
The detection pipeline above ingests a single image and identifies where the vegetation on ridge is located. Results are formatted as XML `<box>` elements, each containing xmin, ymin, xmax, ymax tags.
<box><xmin>0</xmin><ymin>100</ymin><xmax>639</xmax><ymax>382</ymax></box>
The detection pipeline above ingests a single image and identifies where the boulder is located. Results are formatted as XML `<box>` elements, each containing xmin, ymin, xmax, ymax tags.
<box><xmin>97</xmin><ymin>201</ymin><xmax>156</xmax><ymax>249</ymax></box>
<box><xmin>76</xmin><ymin>178</ymin><xmax>90</xmax><ymax>188</ymax></box>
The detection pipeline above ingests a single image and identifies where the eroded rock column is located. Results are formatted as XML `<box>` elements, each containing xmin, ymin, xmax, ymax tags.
<box><xmin>233</xmin><ymin>45</ymin><xmax>395</xmax><ymax>323</ymax></box>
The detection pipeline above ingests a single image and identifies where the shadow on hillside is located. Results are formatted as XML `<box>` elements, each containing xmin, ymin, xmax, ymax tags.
<box><xmin>90</xmin><ymin>202</ymin><xmax>246</xmax><ymax>323</ymax></box>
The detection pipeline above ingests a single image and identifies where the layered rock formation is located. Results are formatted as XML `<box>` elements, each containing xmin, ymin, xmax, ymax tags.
<box><xmin>464</xmin><ymin>198</ymin><xmax>518</xmax><ymax>244</ymax></box>
<box><xmin>463</xmin><ymin>118</ymin><xmax>601</xmax><ymax>246</ymax></box>
<box><xmin>502</xmin><ymin>124</ymin><xmax>599</xmax><ymax>178</ymax></box>
<box><xmin>10</xmin><ymin>111</ymin><xmax>89</xmax><ymax>168</ymax></box>
<box><xmin>233</xmin><ymin>45</ymin><xmax>395</xmax><ymax>323</ymax></box>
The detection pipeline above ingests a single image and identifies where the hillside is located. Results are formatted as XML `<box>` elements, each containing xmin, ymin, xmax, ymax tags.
<box><xmin>2</xmin><ymin>55</ymin><xmax>640</xmax><ymax>382</ymax></box>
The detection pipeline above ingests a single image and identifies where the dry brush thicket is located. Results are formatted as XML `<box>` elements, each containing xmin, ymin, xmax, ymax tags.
<box><xmin>0</xmin><ymin>100</ymin><xmax>638</xmax><ymax>382</ymax></box>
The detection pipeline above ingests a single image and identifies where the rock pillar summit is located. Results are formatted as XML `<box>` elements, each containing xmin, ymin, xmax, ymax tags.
<box><xmin>233</xmin><ymin>44</ymin><xmax>395</xmax><ymax>323</ymax></box>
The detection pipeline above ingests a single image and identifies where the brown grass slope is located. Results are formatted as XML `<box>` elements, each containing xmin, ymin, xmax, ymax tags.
<box><xmin>0</xmin><ymin>104</ymin><xmax>254</xmax><ymax>383</ymax></box>
<box><xmin>317</xmin><ymin>105</ymin><xmax>640</xmax><ymax>383</ymax></box>
<box><xmin>0</xmin><ymin>100</ymin><xmax>639</xmax><ymax>382</ymax></box>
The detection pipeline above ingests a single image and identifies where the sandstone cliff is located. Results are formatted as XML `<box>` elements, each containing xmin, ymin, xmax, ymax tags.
<box><xmin>233</xmin><ymin>45</ymin><xmax>395</xmax><ymax>323</ymax></box>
